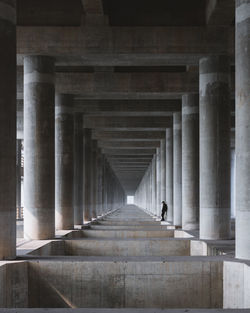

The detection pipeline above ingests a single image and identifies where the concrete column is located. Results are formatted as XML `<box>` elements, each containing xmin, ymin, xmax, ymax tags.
<box><xmin>148</xmin><ymin>164</ymin><xmax>152</xmax><ymax>213</ymax></box>
<box><xmin>200</xmin><ymin>55</ymin><xmax>231</xmax><ymax>240</ymax></box>
<box><xmin>173</xmin><ymin>112</ymin><xmax>182</xmax><ymax>226</ymax></box>
<box><xmin>96</xmin><ymin>149</ymin><xmax>103</xmax><ymax>217</ymax></box>
<box><xmin>16</xmin><ymin>140</ymin><xmax>22</xmax><ymax>218</ymax></box>
<box><xmin>166</xmin><ymin>128</ymin><xmax>173</xmax><ymax>223</ymax></box>
<box><xmin>150</xmin><ymin>159</ymin><xmax>155</xmax><ymax>214</ymax></box>
<box><xmin>102</xmin><ymin>157</ymin><xmax>108</xmax><ymax>214</ymax></box>
<box><xmin>0</xmin><ymin>0</ymin><xmax>16</xmax><ymax>259</ymax></box>
<box><xmin>235</xmin><ymin>0</ymin><xmax>250</xmax><ymax>259</ymax></box>
<box><xmin>160</xmin><ymin>139</ymin><xmax>166</xmax><ymax>202</ymax></box>
<box><xmin>156</xmin><ymin>148</ymin><xmax>161</xmax><ymax>216</ymax></box>
<box><xmin>73</xmin><ymin>113</ymin><xmax>83</xmax><ymax>225</ymax></box>
<box><xmin>84</xmin><ymin>128</ymin><xmax>92</xmax><ymax>222</ymax></box>
<box><xmin>153</xmin><ymin>155</ymin><xmax>157</xmax><ymax>215</ymax></box>
<box><xmin>24</xmin><ymin>56</ymin><xmax>55</xmax><ymax>240</ymax></box>
<box><xmin>182</xmin><ymin>94</ymin><xmax>199</xmax><ymax>230</ymax></box>
<box><xmin>55</xmin><ymin>94</ymin><xmax>74</xmax><ymax>230</ymax></box>
<box><xmin>231</xmin><ymin>148</ymin><xmax>235</xmax><ymax>218</ymax></box>
<box><xmin>91</xmin><ymin>140</ymin><xmax>98</xmax><ymax>219</ymax></box>
<box><xmin>150</xmin><ymin>160</ymin><xmax>154</xmax><ymax>214</ymax></box>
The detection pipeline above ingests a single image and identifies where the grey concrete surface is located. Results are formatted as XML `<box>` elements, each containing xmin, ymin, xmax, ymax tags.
<box><xmin>90</xmin><ymin>139</ymin><xmax>98</xmax><ymax>219</ymax></box>
<box><xmin>26</xmin><ymin>258</ymin><xmax>223</xmax><ymax>308</ymax></box>
<box><xmin>235</xmin><ymin>0</ymin><xmax>250</xmax><ymax>260</ymax></box>
<box><xmin>156</xmin><ymin>147</ymin><xmax>161</xmax><ymax>216</ymax></box>
<box><xmin>8</xmin><ymin>205</ymin><xmax>250</xmax><ymax>310</ymax></box>
<box><xmin>17</xmin><ymin>26</ymin><xmax>234</xmax><ymax>63</ymax></box>
<box><xmin>166</xmin><ymin>128</ymin><xmax>173</xmax><ymax>223</ymax></box>
<box><xmin>63</xmin><ymin>229</ymin><xmax>174</xmax><ymax>239</ymax></box>
<box><xmin>24</xmin><ymin>55</ymin><xmax>55</xmax><ymax>240</ymax></box>
<box><xmin>199</xmin><ymin>55</ymin><xmax>231</xmax><ymax>240</ymax></box>
<box><xmin>55</xmin><ymin>94</ymin><xmax>74</xmax><ymax>230</ymax></box>
<box><xmin>181</xmin><ymin>94</ymin><xmax>199</xmax><ymax>230</ymax></box>
<box><xmin>0</xmin><ymin>308</ymin><xmax>248</xmax><ymax>313</ymax></box>
<box><xmin>160</xmin><ymin>139</ymin><xmax>166</xmax><ymax>203</ymax></box>
<box><xmin>28</xmin><ymin>238</ymin><xmax>190</xmax><ymax>257</ymax></box>
<box><xmin>173</xmin><ymin>113</ymin><xmax>182</xmax><ymax>227</ymax></box>
<box><xmin>74</xmin><ymin>113</ymin><xmax>84</xmax><ymax>225</ymax></box>
<box><xmin>3</xmin><ymin>0</ymin><xmax>249</xmax><ymax>307</ymax></box>
<box><xmin>0</xmin><ymin>0</ymin><xmax>16</xmax><ymax>259</ymax></box>
<box><xmin>84</xmin><ymin>128</ymin><xmax>92</xmax><ymax>222</ymax></box>
<box><xmin>16</xmin><ymin>140</ymin><xmax>22</xmax><ymax>215</ymax></box>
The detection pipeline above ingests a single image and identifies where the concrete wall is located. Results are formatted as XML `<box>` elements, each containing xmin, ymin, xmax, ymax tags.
<box><xmin>2</xmin><ymin>255</ymin><xmax>250</xmax><ymax>309</ymax></box>
<box><xmin>64</xmin><ymin>229</ymin><xmax>175</xmax><ymax>239</ymax></box>
<box><xmin>223</xmin><ymin>261</ymin><xmax>250</xmax><ymax>308</ymax></box>
<box><xmin>65</xmin><ymin>239</ymin><xmax>190</xmax><ymax>257</ymax></box>
<box><xmin>28</xmin><ymin>260</ymin><xmax>223</xmax><ymax>308</ymax></box>
<box><xmin>28</xmin><ymin>239</ymin><xmax>190</xmax><ymax>257</ymax></box>
<box><xmin>28</xmin><ymin>241</ymin><xmax>65</xmax><ymax>256</ymax></box>
<box><xmin>0</xmin><ymin>262</ymin><xmax>28</xmax><ymax>308</ymax></box>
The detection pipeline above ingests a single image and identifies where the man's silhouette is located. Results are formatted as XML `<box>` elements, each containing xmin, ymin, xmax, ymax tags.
<box><xmin>161</xmin><ymin>201</ymin><xmax>168</xmax><ymax>221</ymax></box>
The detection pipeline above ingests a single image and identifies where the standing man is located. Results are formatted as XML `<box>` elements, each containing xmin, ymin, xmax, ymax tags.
<box><xmin>161</xmin><ymin>201</ymin><xmax>168</xmax><ymax>221</ymax></box>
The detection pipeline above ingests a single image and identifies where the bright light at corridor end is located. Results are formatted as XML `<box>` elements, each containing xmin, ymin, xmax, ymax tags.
<box><xmin>127</xmin><ymin>196</ymin><xmax>134</xmax><ymax>204</ymax></box>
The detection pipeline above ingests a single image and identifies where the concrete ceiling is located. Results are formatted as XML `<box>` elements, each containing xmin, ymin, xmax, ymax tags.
<box><xmin>16</xmin><ymin>0</ymin><xmax>236</xmax><ymax>194</ymax></box>
<box><xmin>103</xmin><ymin>0</ymin><xmax>206</xmax><ymax>26</ymax></box>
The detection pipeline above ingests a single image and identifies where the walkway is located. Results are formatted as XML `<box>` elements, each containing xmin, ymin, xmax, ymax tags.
<box><xmin>4</xmin><ymin>205</ymin><xmax>247</xmax><ymax>311</ymax></box>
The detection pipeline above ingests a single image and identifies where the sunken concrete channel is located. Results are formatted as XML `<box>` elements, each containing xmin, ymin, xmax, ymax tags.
<box><xmin>3</xmin><ymin>205</ymin><xmax>250</xmax><ymax>310</ymax></box>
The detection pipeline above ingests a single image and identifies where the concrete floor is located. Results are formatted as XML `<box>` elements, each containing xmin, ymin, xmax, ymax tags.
<box><xmin>6</xmin><ymin>205</ymin><xmax>249</xmax><ymax>310</ymax></box>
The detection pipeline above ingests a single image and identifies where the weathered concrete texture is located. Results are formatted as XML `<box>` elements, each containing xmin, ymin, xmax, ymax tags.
<box><xmin>16</xmin><ymin>140</ymin><xmax>22</xmax><ymax>214</ymax></box>
<box><xmin>84</xmin><ymin>128</ymin><xmax>92</xmax><ymax>222</ymax></box>
<box><xmin>0</xmin><ymin>308</ymin><xmax>247</xmax><ymax>313</ymax></box>
<box><xmin>96</xmin><ymin>149</ymin><xmax>103</xmax><ymax>217</ymax></box>
<box><xmin>173</xmin><ymin>113</ymin><xmax>182</xmax><ymax>227</ymax></box>
<box><xmin>74</xmin><ymin>113</ymin><xmax>84</xmax><ymax>225</ymax></box>
<box><xmin>17</xmin><ymin>26</ymin><xmax>234</xmax><ymax>61</ymax></box>
<box><xmin>0</xmin><ymin>0</ymin><xmax>16</xmax><ymax>259</ymax></box>
<box><xmin>91</xmin><ymin>139</ymin><xmax>98</xmax><ymax>219</ymax></box>
<box><xmin>63</xmin><ymin>229</ymin><xmax>174</xmax><ymax>239</ymax></box>
<box><xmin>166</xmin><ymin>128</ymin><xmax>173</xmax><ymax>223</ymax></box>
<box><xmin>156</xmin><ymin>148</ymin><xmax>161</xmax><ymax>216</ymax></box>
<box><xmin>182</xmin><ymin>94</ymin><xmax>199</xmax><ymax>230</ymax></box>
<box><xmin>0</xmin><ymin>261</ymin><xmax>28</xmax><ymax>307</ymax></box>
<box><xmin>28</xmin><ymin>238</ymin><xmax>190</xmax><ymax>257</ymax></box>
<box><xmin>24</xmin><ymin>55</ymin><xmax>55</xmax><ymax>240</ymax></box>
<box><xmin>55</xmin><ymin>94</ymin><xmax>74</xmax><ymax>230</ymax></box>
<box><xmin>224</xmin><ymin>260</ymin><xmax>250</xmax><ymax>308</ymax></box>
<box><xmin>160</xmin><ymin>139</ymin><xmax>166</xmax><ymax>202</ymax></box>
<box><xmin>27</xmin><ymin>259</ymin><xmax>223</xmax><ymax>308</ymax></box>
<box><xmin>235</xmin><ymin>0</ymin><xmax>250</xmax><ymax>260</ymax></box>
<box><xmin>199</xmin><ymin>55</ymin><xmax>231</xmax><ymax>240</ymax></box>
<box><xmin>90</xmin><ymin>225</ymin><xmax>172</xmax><ymax>230</ymax></box>
<box><xmin>11</xmin><ymin>205</ymin><xmax>248</xmax><ymax>310</ymax></box>
<box><xmin>151</xmin><ymin>155</ymin><xmax>157</xmax><ymax>214</ymax></box>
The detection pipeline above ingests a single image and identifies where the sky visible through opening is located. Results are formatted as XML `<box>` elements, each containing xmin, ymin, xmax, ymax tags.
<box><xmin>127</xmin><ymin>196</ymin><xmax>134</xmax><ymax>204</ymax></box>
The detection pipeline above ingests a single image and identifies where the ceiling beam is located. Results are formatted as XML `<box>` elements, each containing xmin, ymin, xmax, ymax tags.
<box><xmin>17</xmin><ymin>26</ymin><xmax>234</xmax><ymax>66</ymax></box>
<box><xmin>84</xmin><ymin>116</ymin><xmax>172</xmax><ymax>129</ymax></box>
<box><xmin>98</xmin><ymin>141</ymin><xmax>160</xmax><ymax>149</ymax></box>
<box><xmin>93</xmin><ymin>130</ymin><xmax>166</xmax><ymax>140</ymax></box>
<box><xmin>103</xmin><ymin>148</ymin><xmax>156</xmax><ymax>155</ymax></box>
<box><xmin>206</xmin><ymin>0</ymin><xmax>235</xmax><ymax>25</ymax></box>
<box><xmin>17</xmin><ymin>70</ymin><xmax>198</xmax><ymax>97</ymax></box>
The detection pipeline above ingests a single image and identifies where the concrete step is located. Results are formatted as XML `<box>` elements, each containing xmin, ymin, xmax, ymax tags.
<box><xmin>90</xmin><ymin>225</ymin><xmax>169</xmax><ymax>230</ymax></box>
<box><xmin>26</xmin><ymin>258</ymin><xmax>223</xmax><ymax>308</ymax></box>
<box><xmin>0</xmin><ymin>308</ymin><xmax>246</xmax><ymax>313</ymax></box>
<box><xmin>63</xmin><ymin>229</ymin><xmax>174</xmax><ymax>239</ymax></box>
<box><xmin>28</xmin><ymin>238</ymin><xmax>190</xmax><ymax>257</ymax></box>
<box><xmin>97</xmin><ymin>221</ymin><xmax>161</xmax><ymax>226</ymax></box>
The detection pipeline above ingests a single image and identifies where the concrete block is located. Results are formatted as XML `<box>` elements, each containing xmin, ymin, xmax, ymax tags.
<box><xmin>27</xmin><ymin>259</ymin><xmax>223</xmax><ymax>308</ymax></box>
